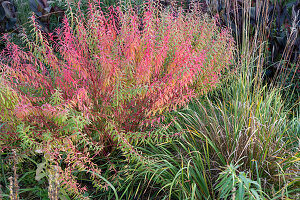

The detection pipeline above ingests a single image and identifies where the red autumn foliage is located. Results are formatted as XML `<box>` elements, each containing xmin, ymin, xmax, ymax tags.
<box><xmin>0</xmin><ymin>1</ymin><xmax>234</xmax><ymax>196</ymax></box>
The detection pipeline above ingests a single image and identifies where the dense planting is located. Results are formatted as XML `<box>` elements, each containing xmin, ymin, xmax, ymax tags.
<box><xmin>0</xmin><ymin>1</ymin><xmax>298</xmax><ymax>200</ymax></box>
<box><xmin>0</xmin><ymin>1</ymin><xmax>234</xmax><ymax>198</ymax></box>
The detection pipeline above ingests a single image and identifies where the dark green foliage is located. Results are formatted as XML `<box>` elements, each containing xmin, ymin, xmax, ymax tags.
<box><xmin>0</xmin><ymin>0</ymin><xmax>17</xmax><ymax>33</ymax></box>
<box><xmin>29</xmin><ymin>0</ymin><xmax>65</xmax><ymax>33</ymax></box>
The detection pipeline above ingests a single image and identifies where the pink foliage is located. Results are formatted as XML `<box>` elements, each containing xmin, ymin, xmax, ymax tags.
<box><xmin>2</xmin><ymin>3</ymin><xmax>234</xmax><ymax>130</ymax></box>
<box><xmin>0</xmin><ymin>1</ymin><xmax>234</xmax><ymax>195</ymax></box>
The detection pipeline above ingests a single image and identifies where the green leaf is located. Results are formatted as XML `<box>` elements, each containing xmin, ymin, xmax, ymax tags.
<box><xmin>35</xmin><ymin>162</ymin><xmax>47</xmax><ymax>181</ymax></box>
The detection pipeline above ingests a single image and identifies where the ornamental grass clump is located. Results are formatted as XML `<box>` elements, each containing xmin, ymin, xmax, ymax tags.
<box><xmin>0</xmin><ymin>1</ymin><xmax>234</xmax><ymax>197</ymax></box>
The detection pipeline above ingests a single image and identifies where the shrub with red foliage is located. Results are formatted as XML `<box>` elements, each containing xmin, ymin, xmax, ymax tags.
<box><xmin>0</xmin><ymin>1</ymin><xmax>234</xmax><ymax>196</ymax></box>
<box><xmin>4</xmin><ymin>3</ymin><xmax>233</xmax><ymax>129</ymax></box>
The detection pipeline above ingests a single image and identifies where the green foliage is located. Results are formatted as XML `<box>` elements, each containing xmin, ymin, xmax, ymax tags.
<box><xmin>113</xmin><ymin>67</ymin><xmax>299</xmax><ymax>199</ymax></box>
<box><xmin>0</xmin><ymin>1</ymin><xmax>299</xmax><ymax>199</ymax></box>
<box><xmin>0</xmin><ymin>81</ymin><xmax>19</xmax><ymax>122</ymax></box>
<box><xmin>215</xmin><ymin>163</ymin><xmax>267</xmax><ymax>200</ymax></box>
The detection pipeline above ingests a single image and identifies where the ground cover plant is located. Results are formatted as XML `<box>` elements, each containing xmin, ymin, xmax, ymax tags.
<box><xmin>0</xmin><ymin>0</ymin><xmax>299</xmax><ymax>199</ymax></box>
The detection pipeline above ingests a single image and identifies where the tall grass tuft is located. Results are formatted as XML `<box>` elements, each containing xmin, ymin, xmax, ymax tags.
<box><xmin>116</xmin><ymin>69</ymin><xmax>299</xmax><ymax>199</ymax></box>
